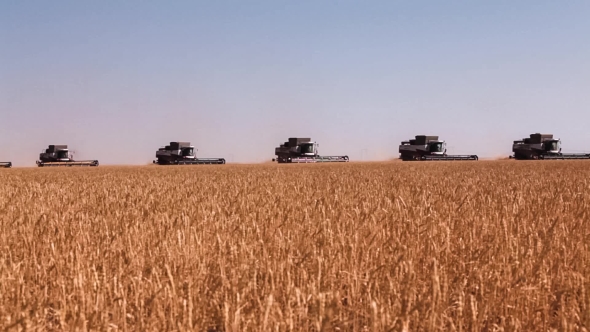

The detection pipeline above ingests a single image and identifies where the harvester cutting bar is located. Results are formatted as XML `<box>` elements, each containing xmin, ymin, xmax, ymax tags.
<box><xmin>289</xmin><ymin>156</ymin><xmax>349</xmax><ymax>163</ymax></box>
<box><xmin>539</xmin><ymin>154</ymin><xmax>590</xmax><ymax>160</ymax></box>
<box><xmin>421</xmin><ymin>155</ymin><xmax>478</xmax><ymax>161</ymax></box>
<box><xmin>37</xmin><ymin>160</ymin><xmax>99</xmax><ymax>167</ymax></box>
<box><xmin>0</xmin><ymin>162</ymin><xmax>12</xmax><ymax>168</ymax></box>
<box><xmin>175</xmin><ymin>158</ymin><xmax>226</xmax><ymax>165</ymax></box>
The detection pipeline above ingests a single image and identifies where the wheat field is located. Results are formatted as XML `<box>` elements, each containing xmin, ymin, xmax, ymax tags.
<box><xmin>0</xmin><ymin>161</ymin><xmax>589</xmax><ymax>331</ymax></box>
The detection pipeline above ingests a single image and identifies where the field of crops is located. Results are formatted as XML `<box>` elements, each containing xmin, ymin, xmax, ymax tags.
<box><xmin>1</xmin><ymin>161</ymin><xmax>589</xmax><ymax>331</ymax></box>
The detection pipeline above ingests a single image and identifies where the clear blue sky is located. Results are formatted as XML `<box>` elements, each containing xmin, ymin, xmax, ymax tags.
<box><xmin>1</xmin><ymin>1</ymin><xmax>589</xmax><ymax>165</ymax></box>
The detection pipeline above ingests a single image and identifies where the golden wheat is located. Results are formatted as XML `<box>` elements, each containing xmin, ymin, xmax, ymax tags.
<box><xmin>0</xmin><ymin>161</ymin><xmax>589</xmax><ymax>331</ymax></box>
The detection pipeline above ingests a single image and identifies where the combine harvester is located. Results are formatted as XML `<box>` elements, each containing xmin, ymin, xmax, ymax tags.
<box><xmin>153</xmin><ymin>142</ymin><xmax>225</xmax><ymax>165</ymax></box>
<box><xmin>0</xmin><ymin>161</ymin><xmax>11</xmax><ymax>168</ymax></box>
<box><xmin>272</xmin><ymin>137</ymin><xmax>349</xmax><ymax>163</ymax></box>
<box><xmin>37</xmin><ymin>145</ymin><xmax>99</xmax><ymax>167</ymax></box>
<box><xmin>399</xmin><ymin>135</ymin><xmax>478</xmax><ymax>161</ymax></box>
<box><xmin>510</xmin><ymin>133</ymin><xmax>590</xmax><ymax>160</ymax></box>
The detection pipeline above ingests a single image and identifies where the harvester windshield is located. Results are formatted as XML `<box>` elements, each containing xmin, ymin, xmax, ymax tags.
<box><xmin>543</xmin><ymin>140</ymin><xmax>560</xmax><ymax>152</ymax></box>
<box><xmin>57</xmin><ymin>150</ymin><xmax>69</xmax><ymax>159</ymax></box>
<box><xmin>429</xmin><ymin>142</ymin><xmax>445</xmax><ymax>153</ymax></box>
<box><xmin>300</xmin><ymin>143</ymin><xmax>315</xmax><ymax>154</ymax></box>
<box><xmin>181</xmin><ymin>147</ymin><xmax>195</xmax><ymax>156</ymax></box>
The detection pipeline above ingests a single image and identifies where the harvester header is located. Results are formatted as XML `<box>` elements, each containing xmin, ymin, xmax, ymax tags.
<box><xmin>153</xmin><ymin>141</ymin><xmax>225</xmax><ymax>165</ymax></box>
<box><xmin>273</xmin><ymin>137</ymin><xmax>349</xmax><ymax>163</ymax></box>
<box><xmin>399</xmin><ymin>135</ymin><xmax>478</xmax><ymax>161</ymax></box>
<box><xmin>0</xmin><ymin>161</ymin><xmax>11</xmax><ymax>168</ymax></box>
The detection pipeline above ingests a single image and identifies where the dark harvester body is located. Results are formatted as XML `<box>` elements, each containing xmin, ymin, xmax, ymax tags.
<box><xmin>37</xmin><ymin>145</ymin><xmax>99</xmax><ymax>167</ymax></box>
<box><xmin>399</xmin><ymin>135</ymin><xmax>478</xmax><ymax>161</ymax></box>
<box><xmin>511</xmin><ymin>133</ymin><xmax>590</xmax><ymax>160</ymax></box>
<box><xmin>273</xmin><ymin>137</ymin><xmax>349</xmax><ymax>163</ymax></box>
<box><xmin>154</xmin><ymin>142</ymin><xmax>225</xmax><ymax>165</ymax></box>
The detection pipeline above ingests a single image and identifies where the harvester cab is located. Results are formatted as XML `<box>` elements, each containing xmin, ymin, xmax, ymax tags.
<box><xmin>181</xmin><ymin>146</ymin><xmax>195</xmax><ymax>157</ymax></box>
<box><xmin>54</xmin><ymin>148</ymin><xmax>71</xmax><ymax>161</ymax></box>
<box><xmin>272</xmin><ymin>137</ymin><xmax>349</xmax><ymax>163</ymax></box>
<box><xmin>542</xmin><ymin>139</ymin><xmax>561</xmax><ymax>154</ymax></box>
<box><xmin>153</xmin><ymin>142</ymin><xmax>225</xmax><ymax>165</ymax></box>
<box><xmin>37</xmin><ymin>145</ymin><xmax>99</xmax><ymax>167</ymax></box>
<box><xmin>399</xmin><ymin>135</ymin><xmax>478</xmax><ymax>161</ymax></box>
<box><xmin>298</xmin><ymin>141</ymin><xmax>319</xmax><ymax>156</ymax></box>
<box><xmin>511</xmin><ymin>133</ymin><xmax>590</xmax><ymax>160</ymax></box>
<box><xmin>426</xmin><ymin>140</ymin><xmax>446</xmax><ymax>155</ymax></box>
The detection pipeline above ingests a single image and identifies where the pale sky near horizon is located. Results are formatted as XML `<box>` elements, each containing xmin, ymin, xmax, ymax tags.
<box><xmin>1</xmin><ymin>1</ymin><xmax>589</xmax><ymax>166</ymax></box>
